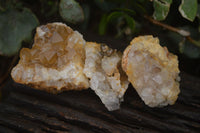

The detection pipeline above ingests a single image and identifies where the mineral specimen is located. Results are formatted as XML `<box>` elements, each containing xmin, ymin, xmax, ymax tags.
<box><xmin>83</xmin><ymin>42</ymin><xmax>129</xmax><ymax>111</ymax></box>
<box><xmin>11</xmin><ymin>22</ymin><xmax>89</xmax><ymax>93</ymax></box>
<box><xmin>122</xmin><ymin>35</ymin><xmax>180</xmax><ymax>107</ymax></box>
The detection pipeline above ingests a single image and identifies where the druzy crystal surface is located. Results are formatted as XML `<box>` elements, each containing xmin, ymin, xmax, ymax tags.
<box><xmin>84</xmin><ymin>42</ymin><xmax>129</xmax><ymax>111</ymax></box>
<box><xmin>11</xmin><ymin>22</ymin><xmax>89</xmax><ymax>93</ymax></box>
<box><xmin>122</xmin><ymin>35</ymin><xmax>180</xmax><ymax>107</ymax></box>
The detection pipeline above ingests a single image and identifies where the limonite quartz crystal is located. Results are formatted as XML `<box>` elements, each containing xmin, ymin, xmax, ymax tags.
<box><xmin>11</xmin><ymin>22</ymin><xmax>129</xmax><ymax>111</ymax></box>
<box><xmin>83</xmin><ymin>42</ymin><xmax>129</xmax><ymax>111</ymax></box>
<box><xmin>11</xmin><ymin>22</ymin><xmax>89</xmax><ymax>93</ymax></box>
<box><xmin>11</xmin><ymin>22</ymin><xmax>180</xmax><ymax>110</ymax></box>
<box><xmin>122</xmin><ymin>35</ymin><xmax>180</xmax><ymax>107</ymax></box>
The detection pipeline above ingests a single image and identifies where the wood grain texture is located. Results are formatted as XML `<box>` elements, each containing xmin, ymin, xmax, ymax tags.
<box><xmin>0</xmin><ymin>72</ymin><xmax>200</xmax><ymax>133</ymax></box>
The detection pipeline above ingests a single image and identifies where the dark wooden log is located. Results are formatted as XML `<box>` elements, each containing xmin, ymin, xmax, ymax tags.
<box><xmin>0</xmin><ymin>72</ymin><xmax>200</xmax><ymax>133</ymax></box>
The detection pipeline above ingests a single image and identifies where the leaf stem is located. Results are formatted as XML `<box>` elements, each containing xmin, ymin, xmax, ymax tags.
<box><xmin>144</xmin><ymin>15</ymin><xmax>190</xmax><ymax>36</ymax></box>
<box><xmin>144</xmin><ymin>15</ymin><xmax>200</xmax><ymax>48</ymax></box>
<box><xmin>186</xmin><ymin>36</ymin><xmax>200</xmax><ymax>47</ymax></box>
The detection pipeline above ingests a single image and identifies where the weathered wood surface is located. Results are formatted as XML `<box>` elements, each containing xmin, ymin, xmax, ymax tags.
<box><xmin>0</xmin><ymin>72</ymin><xmax>200</xmax><ymax>133</ymax></box>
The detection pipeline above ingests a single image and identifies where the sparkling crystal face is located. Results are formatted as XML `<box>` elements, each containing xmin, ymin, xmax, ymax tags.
<box><xmin>83</xmin><ymin>42</ymin><xmax>129</xmax><ymax>111</ymax></box>
<box><xmin>20</xmin><ymin>23</ymin><xmax>85</xmax><ymax>70</ymax></box>
<box><xmin>128</xmin><ymin>50</ymin><xmax>174</xmax><ymax>107</ymax></box>
<box><xmin>11</xmin><ymin>23</ymin><xmax>89</xmax><ymax>93</ymax></box>
<box><xmin>122</xmin><ymin>35</ymin><xmax>180</xmax><ymax>107</ymax></box>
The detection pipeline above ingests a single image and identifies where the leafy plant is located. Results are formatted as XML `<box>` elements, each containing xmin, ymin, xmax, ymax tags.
<box><xmin>0</xmin><ymin>8</ymin><xmax>39</xmax><ymax>56</ymax></box>
<box><xmin>97</xmin><ymin>0</ymin><xmax>147</xmax><ymax>38</ymax></box>
<box><xmin>153</xmin><ymin>0</ymin><xmax>172</xmax><ymax>21</ymax></box>
<box><xmin>153</xmin><ymin>0</ymin><xmax>198</xmax><ymax>21</ymax></box>
<box><xmin>0</xmin><ymin>0</ymin><xmax>86</xmax><ymax>56</ymax></box>
<box><xmin>59</xmin><ymin>0</ymin><xmax>84</xmax><ymax>24</ymax></box>
<box><xmin>99</xmin><ymin>10</ymin><xmax>136</xmax><ymax>35</ymax></box>
<box><xmin>178</xmin><ymin>0</ymin><xmax>198</xmax><ymax>21</ymax></box>
<box><xmin>95</xmin><ymin>0</ymin><xmax>200</xmax><ymax>59</ymax></box>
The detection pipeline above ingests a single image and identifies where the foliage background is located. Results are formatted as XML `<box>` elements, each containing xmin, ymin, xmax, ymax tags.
<box><xmin>0</xmin><ymin>0</ymin><xmax>200</xmax><ymax>91</ymax></box>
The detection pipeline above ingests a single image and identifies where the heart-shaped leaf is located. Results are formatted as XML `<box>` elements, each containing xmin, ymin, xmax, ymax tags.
<box><xmin>153</xmin><ymin>0</ymin><xmax>172</xmax><ymax>21</ymax></box>
<box><xmin>179</xmin><ymin>0</ymin><xmax>198</xmax><ymax>21</ymax></box>
<box><xmin>182</xmin><ymin>40</ymin><xmax>200</xmax><ymax>58</ymax></box>
<box><xmin>0</xmin><ymin>8</ymin><xmax>39</xmax><ymax>56</ymax></box>
<box><xmin>59</xmin><ymin>0</ymin><xmax>84</xmax><ymax>24</ymax></box>
<box><xmin>167</xmin><ymin>30</ymin><xmax>200</xmax><ymax>59</ymax></box>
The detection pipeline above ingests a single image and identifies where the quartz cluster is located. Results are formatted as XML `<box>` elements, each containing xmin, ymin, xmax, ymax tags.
<box><xmin>11</xmin><ymin>23</ymin><xmax>89</xmax><ymax>93</ymax></box>
<box><xmin>11</xmin><ymin>22</ymin><xmax>129</xmax><ymax>110</ymax></box>
<box><xmin>122</xmin><ymin>35</ymin><xmax>180</xmax><ymax>107</ymax></box>
<box><xmin>11</xmin><ymin>22</ymin><xmax>181</xmax><ymax>110</ymax></box>
<box><xmin>83</xmin><ymin>42</ymin><xmax>129</xmax><ymax>111</ymax></box>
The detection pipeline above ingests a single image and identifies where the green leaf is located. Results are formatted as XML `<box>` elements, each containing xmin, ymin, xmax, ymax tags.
<box><xmin>99</xmin><ymin>14</ymin><xmax>108</xmax><ymax>35</ymax></box>
<box><xmin>179</xmin><ymin>0</ymin><xmax>198</xmax><ymax>21</ymax></box>
<box><xmin>0</xmin><ymin>8</ymin><xmax>39</xmax><ymax>56</ymax></box>
<box><xmin>153</xmin><ymin>0</ymin><xmax>172</xmax><ymax>21</ymax></box>
<box><xmin>196</xmin><ymin>4</ymin><xmax>200</xmax><ymax>32</ymax></box>
<box><xmin>197</xmin><ymin>4</ymin><xmax>200</xmax><ymax>17</ymax></box>
<box><xmin>59</xmin><ymin>0</ymin><xmax>84</xmax><ymax>24</ymax></box>
<box><xmin>167</xmin><ymin>31</ymin><xmax>200</xmax><ymax>58</ymax></box>
<box><xmin>98</xmin><ymin>11</ymin><xmax>125</xmax><ymax>35</ymax></box>
<box><xmin>124</xmin><ymin>15</ymin><xmax>135</xmax><ymax>32</ymax></box>
<box><xmin>107</xmin><ymin>11</ymin><xmax>125</xmax><ymax>23</ymax></box>
<box><xmin>99</xmin><ymin>11</ymin><xmax>136</xmax><ymax>35</ymax></box>
<box><xmin>182</xmin><ymin>41</ymin><xmax>200</xmax><ymax>58</ymax></box>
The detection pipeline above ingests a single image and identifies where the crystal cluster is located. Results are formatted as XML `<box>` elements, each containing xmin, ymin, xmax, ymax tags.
<box><xmin>11</xmin><ymin>22</ymin><xmax>180</xmax><ymax>110</ymax></box>
<box><xmin>83</xmin><ymin>42</ymin><xmax>129</xmax><ymax>111</ymax></box>
<box><xmin>122</xmin><ymin>35</ymin><xmax>180</xmax><ymax>107</ymax></box>
<box><xmin>11</xmin><ymin>23</ymin><xmax>129</xmax><ymax>111</ymax></box>
<box><xmin>11</xmin><ymin>23</ymin><xmax>89</xmax><ymax>93</ymax></box>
